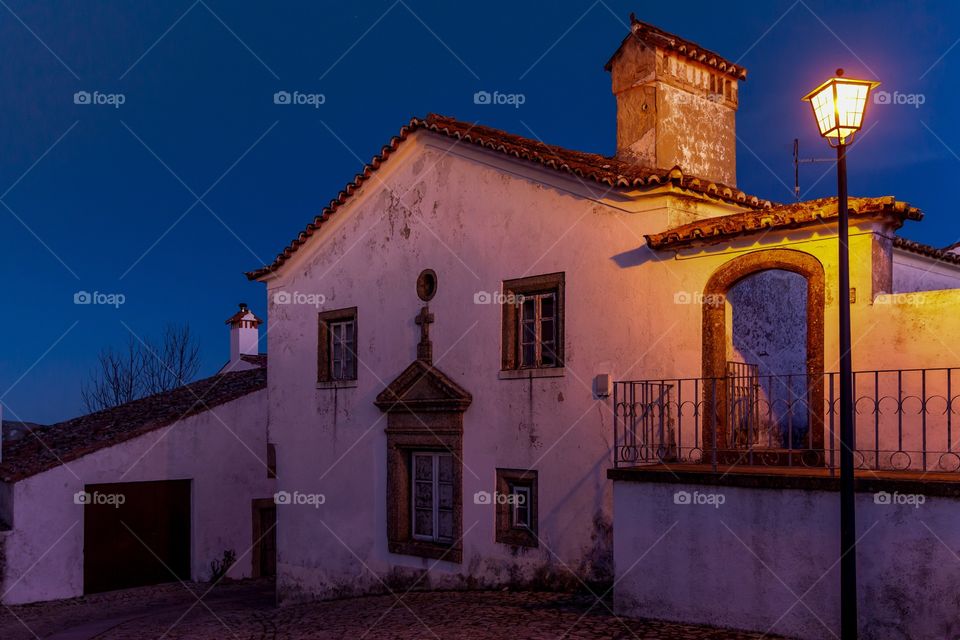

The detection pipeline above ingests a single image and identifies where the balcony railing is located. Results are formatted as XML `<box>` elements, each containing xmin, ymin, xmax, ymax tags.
<box><xmin>613</xmin><ymin>366</ymin><xmax>960</xmax><ymax>473</ymax></box>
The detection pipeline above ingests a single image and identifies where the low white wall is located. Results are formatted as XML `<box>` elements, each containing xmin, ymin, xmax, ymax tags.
<box><xmin>1</xmin><ymin>388</ymin><xmax>272</xmax><ymax>605</ymax></box>
<box><xmin>612</xmin><ymin>477</ymin><xmax>960</xmax><ymax>640</ymax></box>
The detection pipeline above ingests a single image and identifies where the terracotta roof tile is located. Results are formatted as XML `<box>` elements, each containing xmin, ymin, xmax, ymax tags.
<box><xmin>247</xmin><ymin>114</ymin><xmax>773</xmax><ymax>280</ymax></box>
<box><xmin>604</xmin><ymin>14</ymin><xmax>747</xmax><ymax>80</ymax></box>
<box><xmin>0</xmin><ymin>366</ymin><xmax>267</xmax><ymax>482</ymax></box>
<box><xmin>240</xmin><ymin>354</ymin><xmax>268</xmax><ymax>367</ymax></box>
<box><xmin>646</xmin><ymin>196</ymin><xmax>923</xmax><ymax>250</ymax></box>
<box><xmin>893</xmin><ymin>236</ymin><xmax>960</xmax><ymax>265</ymax></box>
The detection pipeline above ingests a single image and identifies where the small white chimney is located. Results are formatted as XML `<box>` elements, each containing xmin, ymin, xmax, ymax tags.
<box><xmin>225</xmin><ymin>303</ymin><xmax>262</xmax><ymax>369</ymax></box>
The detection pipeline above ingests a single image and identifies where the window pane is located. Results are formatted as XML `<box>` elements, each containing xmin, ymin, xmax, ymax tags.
<box><xmin>521</xmin><ymin>298</ymin><xmax>535</xmax><ymax>323</ymax></box>
<box><xmin>345</xmin><ymin>321</ymin><xmax>355</xmax><ymax>347</ymax></box>
<box><xmin>438</xmin><ymin>455</ymin><xmax>453</xmax><ymax>482</ymax></box>
<box><xmin>522</xmin><ymin>341</ymin><xmax>536</xmax><ymax>368</ymax></box>
<box><xmin>414</xmin><ymin>455</ymin><xmax>433</xmax><ymax>481</ymax></box>
<box><xmin>414</xmin><ymin>481</ymin><xmax>433</xmax><ymax>509</ymax></box>
<box><xmin>540</xmin><ymin>294</ymin><xmax>555</xmax><ymax>321</ymax></box>
<box><xmin>415</xmin><ymin>509</ymin><xmax>434</xmax><ymax>537</ymax></box>
<box><xmin>438</xmin><ymin>483</ymin><xmax>454</xmax><ymax>510</ymax></box>
<box><xmin>511</xmin><ymin>485</ymin><xmax>531</xmax><ymax>528</ymax></box>
<box><xmin>437</xmin><ymin>510</ymin><xmax>454</xmax><ymax>541</ymax></box>
<box><xmin>540</xmin><ymin>343</ymin><xmax>556</xmax><ymax>367</ymax></box>
<box><xmin>540</xmin><ymin>318</ymin><xmax>554</xmax><ymax>342</ymax></box>
<box><xmin>522</xmin><ymin>320</ymin><xmax>537</xmax><ymax>344</ymax></box>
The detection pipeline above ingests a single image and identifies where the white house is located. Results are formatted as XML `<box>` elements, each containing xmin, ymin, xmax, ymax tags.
<box><xmin>0</xmin><ymin>307</ymin><xmax>274</xmax><ymax>605</ymax></box>
<box><xmin>8</xmin><ymin>13</ymin><xmax>960</xmax><ymax>638</ymax></box>
<box><xmin>246</xmin><ymin>14</ymin><xmax>960</xmax><ymax>638</ymax></box>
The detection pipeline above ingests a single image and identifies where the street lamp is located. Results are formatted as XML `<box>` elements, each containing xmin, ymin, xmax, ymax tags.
<box><xmin>802</xmin><ymin>69</ymin><xmax>880</xmax><ymax>640</ymax></box>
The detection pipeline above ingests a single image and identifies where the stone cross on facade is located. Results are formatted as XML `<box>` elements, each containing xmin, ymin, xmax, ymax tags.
<box><xmin>415</xmin><ymin>305</ymin><xmax>434</xmax><ymax>363</ymax></box>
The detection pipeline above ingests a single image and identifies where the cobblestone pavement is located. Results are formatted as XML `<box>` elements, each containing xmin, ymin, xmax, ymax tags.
<box><xmin>1</xmin><ymin>581</ymin><xmax>794</xmax><ymax>639</ymax></box>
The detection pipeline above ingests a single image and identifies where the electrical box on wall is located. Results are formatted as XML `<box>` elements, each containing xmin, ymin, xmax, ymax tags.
<box><xmin>594</xmin><ymin>373</ymin><xmax>613</xmax><ymax>398</ymax></box>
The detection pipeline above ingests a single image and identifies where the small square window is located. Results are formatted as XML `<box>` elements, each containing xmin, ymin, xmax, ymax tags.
<box><xmin>495</xmin><ymin>469</ymin><xmax>538</xmax><ymax>547</ymax></box>
<box><xmin>318</xmin><ymin>307</ymin><xmax>357</xmax><ymax>382</ymax></box>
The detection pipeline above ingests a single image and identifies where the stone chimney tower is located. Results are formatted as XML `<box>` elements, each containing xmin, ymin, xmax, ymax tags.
<box><xmin>605</xmin><ymin>14</ymin><xmax>745</xmax><ymax>186</ymax></box>
<box><xmin>224</xmin><ymin>303</ymin><xmax>262</xmax><ymax>370</ymax></box>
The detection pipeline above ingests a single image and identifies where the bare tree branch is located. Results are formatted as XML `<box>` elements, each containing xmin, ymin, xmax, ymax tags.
<box><xmin>81</xmin><ymin>324</ymin><xmax>202</xmax><ymax>412</ymax></box>
<box><xmin>142</xmin><ymin>324</ymin><xmax>202</xmax><ymax>396</ymax></box>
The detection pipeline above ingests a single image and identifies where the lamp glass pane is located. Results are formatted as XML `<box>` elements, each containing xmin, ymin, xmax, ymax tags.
<box><xmin>835</xmin><ymin>81</ymin><xmax>868</xmax><ymax>140</ymax></box>
<box><xmin>809</xmin><ymin>84</ymin><xmax>837</xmax><ymax>138</ymax></box>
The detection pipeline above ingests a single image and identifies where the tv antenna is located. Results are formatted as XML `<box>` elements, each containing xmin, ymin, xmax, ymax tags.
<box><xmin>793</xmin><ymin>138</ymin><xmax>834</xmax><ymax>200</ymax></box>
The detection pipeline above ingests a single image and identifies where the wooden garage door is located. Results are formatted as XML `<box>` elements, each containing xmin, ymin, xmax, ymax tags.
<box><xmin>83</xmin><ymin>479</ymin><xmax>191</xmax><ymax>594</ymax></box>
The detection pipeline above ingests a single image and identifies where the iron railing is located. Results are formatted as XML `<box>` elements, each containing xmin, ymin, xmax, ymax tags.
<box><xmin>613</xmin><ymin>367</ymin><xmax>960</xmax><ymax>473</ymax></box>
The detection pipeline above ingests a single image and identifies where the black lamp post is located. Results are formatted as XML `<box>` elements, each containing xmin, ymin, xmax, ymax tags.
<box><xmin>802</xmin><ymin>69</ymin><xmax>880</xmax><ymax>640</ymax></box>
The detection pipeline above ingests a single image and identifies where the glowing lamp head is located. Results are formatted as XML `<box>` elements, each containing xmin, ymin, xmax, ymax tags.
<box><xmin>802</xmin><ymin>69</ymin><xmax>880</xmax><ymax>146</ymax></box>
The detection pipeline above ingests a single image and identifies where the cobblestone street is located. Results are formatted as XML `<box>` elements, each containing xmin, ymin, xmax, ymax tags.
<box><xmin>0</xmin><ymin>581</ymin><xmax>793</xmax><ymax>640</ymax></box>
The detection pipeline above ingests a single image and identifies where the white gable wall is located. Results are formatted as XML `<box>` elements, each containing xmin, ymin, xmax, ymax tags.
<box><xmin>1</xmin><ymin>388</ymin><xmax>270</xmax><ymax>605</ymax></box>
<box><xmin>892</xmin><ymin>248</ymin><xmax>960</xmax><ymax>293</ymax></box>
<box><xmin>262</xmin><ymin>131</ymin><xmax>751</xmax><ymax>602</ymax></box>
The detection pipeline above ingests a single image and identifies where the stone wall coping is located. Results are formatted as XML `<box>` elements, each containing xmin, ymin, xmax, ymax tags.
<box><xmin>607</xmin><ymin>463</ymin><xmax>960</xmax><ymax>497</ymax></box>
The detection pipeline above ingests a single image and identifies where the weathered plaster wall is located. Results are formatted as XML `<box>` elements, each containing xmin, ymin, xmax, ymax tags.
<box><xmin>892</xmin><ymin>248</ymin><xmax>960</xmax><ymax>293</ymax></box>
<box><xmin>727</xmin><ymin>269</ymin><xmax>807</xmax><ymax>375</ymax></box>
<box><xmin>1</xmin><ymin>389</ymin><xmax>271</xmax><ymax>605</ymax></box>
<box><xmin>612</xmin><ymin>479</ymin><xmax>960</xmax><ymax>640</ymax></box>
<box><xmin>655</xmin><ymin>82</ymin><xmax>736</xmax><ymax>186</ymax></box>
<box><xmin>609</xmin><ymin>38</ymin><xmax>738</xmax><ymax>186</ymax></box>
<box><xmin>263</xmin><ymin>133</ymin><xmax>744</xmax><ymax>603</ymax></box>
<box><xmin>728</xmin><ymin>269</ymin><xmax>809</xmax><ymax>446</ymax></box>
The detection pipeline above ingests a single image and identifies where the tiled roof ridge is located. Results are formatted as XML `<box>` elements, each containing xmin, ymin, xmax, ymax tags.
<box><xmin>0</xmin><ymin>367</ymin><xmax>267</xmax><ymax>482</ymax></box>
<box><xmin>247</xmin><ymin>113</ymin><xmax>774</xmax><ymax>280</ymax></box>
<box><xmin>603</xmin><ymin>14</ymin><xmax>747</xmax><ymax>80</ymax></box>
<box><xmin>893</xmin><ymin>236</ymin><xmax>960</xmax><ymax>266</ymax></box>
<box><xmin>646</xmin><ymin>196</ymin><xmax>923</xmax><ymax>250</ymax></box>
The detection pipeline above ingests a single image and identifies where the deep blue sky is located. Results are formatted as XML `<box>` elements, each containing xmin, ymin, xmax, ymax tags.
<box><xmin>3</xmin><ymin>0</ymin><xmax>959</xmax><ymax>423</ymax></box>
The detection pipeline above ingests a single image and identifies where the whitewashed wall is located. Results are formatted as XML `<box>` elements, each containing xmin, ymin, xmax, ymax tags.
<box><xmin>612</xmin><ymin>479</ymin><xmax>960</xmax><ymax>640</ymax></box>
<box><xmin>261</xmin><ymin>129</ymin><xmax>960</xmax><ymax>603</ymax></box>
<box><xmin>1</xmin><ymin>388</ymin><xmax>271</xmax><ymax>605</ymax></box>
<box><xmin>893</xmin><ymin>248</ymin><xmax>960</xmax><ymax>293</ymax></box>
<box><xmin>262</xmin><ymin>132</ymin><xmax>746</xmax><ymax>603</ymax></box>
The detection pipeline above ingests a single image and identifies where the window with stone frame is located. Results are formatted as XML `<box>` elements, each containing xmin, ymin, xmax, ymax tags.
<box><xmin>412</xmin><ymin>452</ymin><xmax>455</xmax><ymax>543</ymax></box>
<box><xmin>386</xmin><ymin>438</ymin><xmax>463</xmax><ymax>563</ymax></box>
<box><xmin>501</xmin><ymin>273</ymin><xmax>564</xmax><ymax>371</ymax></box>
<box><xmin>494</xmin><ymin>468</ymin><xmax>538</xmax><ymax>547</ymax></box>
<box><xmin>317</xmin><ymin>307</ymin><xmax>357</xmax><ymax>382</ymax></box>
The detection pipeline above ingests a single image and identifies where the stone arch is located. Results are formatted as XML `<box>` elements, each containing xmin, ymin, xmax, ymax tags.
<box><xmin>701</xmin><ymin>249</ymin><xmax>826</xmax><ymax>460</ymax></box>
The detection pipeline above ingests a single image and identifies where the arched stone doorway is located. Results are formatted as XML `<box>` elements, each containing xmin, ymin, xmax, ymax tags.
<box><xmin>701</xmin><ymin>249</ymin><xmax>825</xmax><ymax>464</ymax></box>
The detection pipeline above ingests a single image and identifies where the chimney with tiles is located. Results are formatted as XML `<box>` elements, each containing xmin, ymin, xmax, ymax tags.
<box><xmin>605</xmin><ymin>14</ymin><xmax>745</xmax><ymax>187</ymax></box>
<box><xmin>225</xmin><ymin>303</ymin><xmax>262</xmax><ymax>368</ymax></box>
